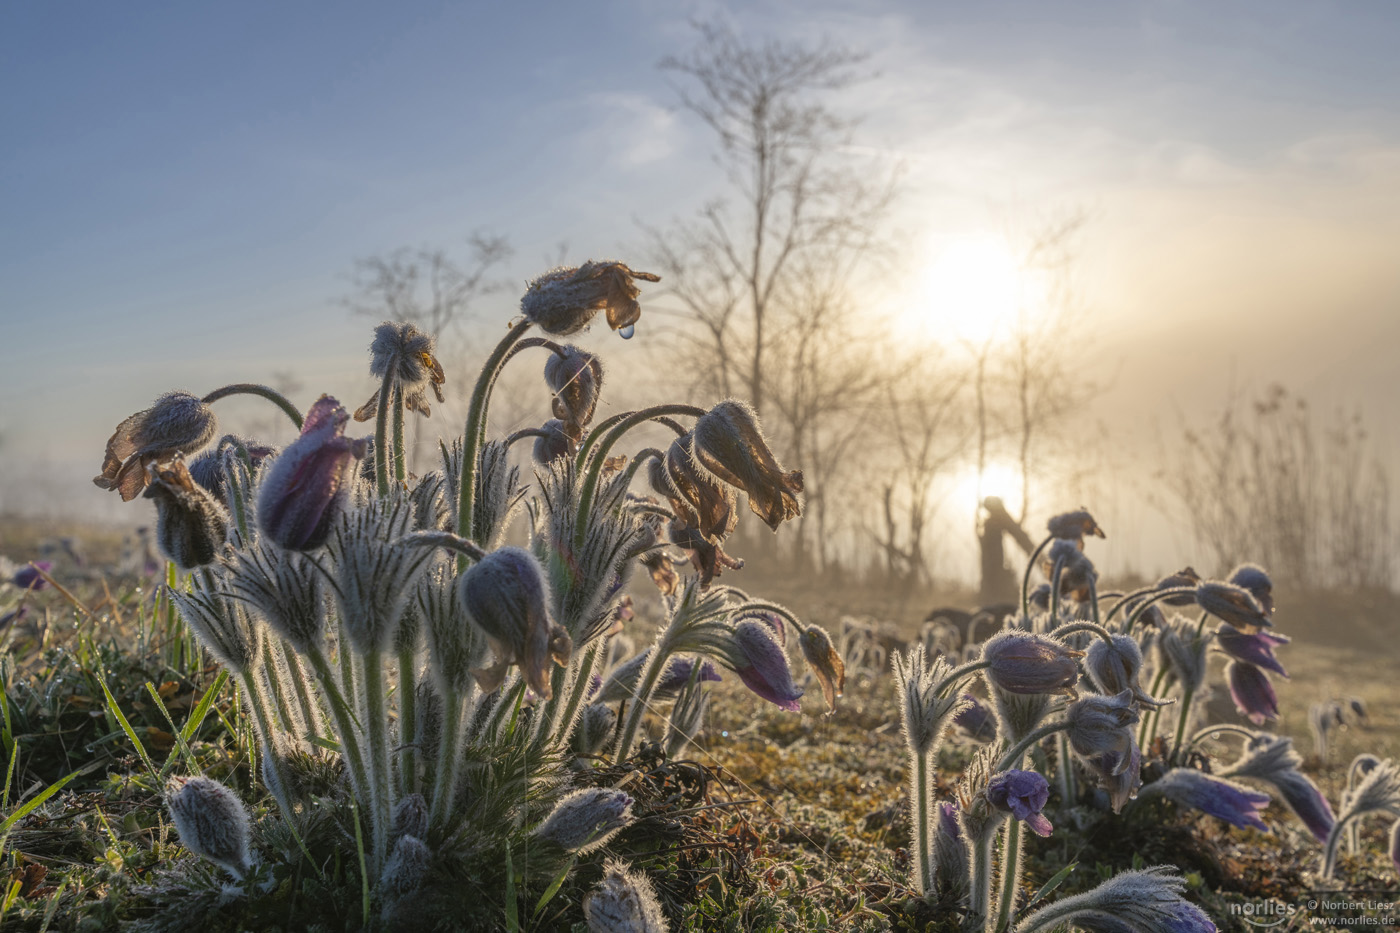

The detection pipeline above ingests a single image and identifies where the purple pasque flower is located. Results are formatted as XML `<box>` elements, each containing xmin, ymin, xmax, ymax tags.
<box><xmin>1086</xmin><ymin>634</ymin><xmax>1168</xmax><ymax>706</ymax></box>
<box><xmin>1226</xmin><ymin>660</ymin><xmax>1279</xmax><ymax>725</ymax></box>
<box><xmin>1215</xmin><ymin>623</ymin><xmax>1289</xmax><ymax>678</ymax></box>
<box><xmin>12</xmin><ymin>561</ymin><xmax>52</xmax><ymax>591</ymax></box>
<box><xmin>255</xmin><ymin>395</ymin><xmax>368</xmax><ymax>551</ymax></box>
<box><xmin>1153</xmin><ymin>566</ymin><xmax>1202</xmax><ymax>606</ymax></box>
<box><xmin>986</xmin><ymin>769</ymin><xmax>1054</xmax><ymax>837</ymax></box>
<box><xmin>728</xmin><ymin>619</ymin><xmax>803</xmax><ymax>712</ymax></box>
<box><xmin>1273</xmin><ymin>769</ymin><xmax>1336</xmax><ymax>843</ymax></box>
<box><xmin>544</xmin><ymin>345</ymin><xmax>603</xmax><ymax>433</ymax></box>
<box><xmin>1228</xmin><ymin>563</ymin><xmax>1274</xmax><ymax>616</ymax></box>
<box><xmin>982</xmin><ymin>631</ymin><xmax>1083</xmax><ymax>696</ymax></box>
<box><xmin>1196</xmin><ymin>581</ymin><xmax>1270</xmax><ymax>629</ymax></box>
<box><xmin>690</xmin><ymin>400</ymin><xmax>804</xmax><ymax>532</ymax></box>
<box><xmin>1065</xmin><ymin>690</ymin><xmax>1140</xmax><ymax>762</ymax></box>
<box><xmin>656</xmin><ymin>656</ymin><xmax>722</xmax><ymax>696</ymax></box>
<box><xmin>0</xmin><ymin>605</ymin><xmax>30</xmax><ymax>630</ymax></box>
<box><xmin>1100</xmin><ymin>741</ymin><xmax>1143</xmax><ymax>814</ymax></box>
<box><xmin>459</xmin><ymin>546</ymin><xmax>572</xmax><ymax>700</ymax></box>
<box><xmin>1148</xmin><ymin>768</ymin><xmax>1271</xmax><ymax>832</ymax></box>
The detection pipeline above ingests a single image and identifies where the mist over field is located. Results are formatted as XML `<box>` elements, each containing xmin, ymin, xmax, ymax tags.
<box><xmin>3</xmin><ymin>4</ymin><xmax>1399</xmax><ymax>930</ymax></box>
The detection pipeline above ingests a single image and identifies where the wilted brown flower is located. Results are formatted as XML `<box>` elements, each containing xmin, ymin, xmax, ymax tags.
<box><xmin>520</xmin><ymin>261</ymin><xmax>660</xmax><ymax>337</ymax></box>
<box><xmin>653</xmin><ymin>439</ymin><xmax>738</xmax><ymax>543</ymax></box>
<box><xmin>690</xmin><ymin>401</ymin><xmax>803</xmax><ymax>532</ymax></box>
<box><xmin>668</xmin><ymin>519</ymin><xmax>743</xmax><ymax>586</ymax></box>
<box><xmin>544</xmin><ymin>345</ymin><xmax>603</xmax><ymax>432</ymax></box>
<box><xmin>1046</xmin><ymin>508</ymin><xmax>1105</xmax><ymax>544</ymax></box>
<box><xmin>799</xmin><ymin>625</ymin><xmax>846</xmax><ymax>713</ymax></box>
<box><xmin>95</xmin><ymin>391</ymin><xmax>218</xmax><ymax>501</ymax></box>
<box><xmin>144</xmin><ymin>459</ymin><xmax>229</xmax><ymax>570</ymax></box>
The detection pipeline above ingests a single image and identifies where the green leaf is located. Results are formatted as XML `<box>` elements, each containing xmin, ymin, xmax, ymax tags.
<box><xmin>146</xmin><ymin>682</ymin><xmax>200</xmax><ymax>779</ymax></box>
<box><xmin>532</xmin><ymin>854</ymin><xmax>577</xmax><ymax>920</ymax></box>
<box><xmin>1</xmin><ymin>762</ymin><xmax>92</xmax><ymax>832</ymax></box>
<box><xmin>1026</xmin><ymin>861</ymin><xmax>1077</xmax><ymax>910</ymax></box>
<box><xmin>504</xmin><ymin>846</ymin><xmax>519</xmax><ymax>933</ymax></box>
<box><xmin>97</xmin><ymin>674</ymin><xmax>159</xmax><ymax>785</ymax></box>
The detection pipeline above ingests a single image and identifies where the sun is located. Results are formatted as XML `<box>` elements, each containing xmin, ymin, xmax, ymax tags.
<box><xmin>949</xmin><ymin>460</ymin><xmax>1024</xmax><ymax>518</ymax></box>
<box><xmin>901</xmin><ymin>234</ymin><xmax>1037</xmax><ymax>345</ymax></box>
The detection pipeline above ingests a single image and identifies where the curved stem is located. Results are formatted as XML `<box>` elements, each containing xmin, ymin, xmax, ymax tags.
<box><xmin>504</xmin><ymin>428</ymin><xmax>552</xmax><ymax>448</ymax></box>
<box><xmin>1322</xmin><ymin>811</ymin><xmax>1358</xmax><ymax>879</ymax></box>
<box><xmin>1189</xmin><ymin>724</ymin><xmax>1259</xmax><ymax>760</ymax></box>
<box><xmin>1052</xmin><ymin>621</ymin><xmax>1115</xmax><ymax>643</ymax></box>
<box><xmin>1137</xmin><ymin>666</ymin><xmax>1171</xmax><ymax>747</ymax></box>
<box><xmin>996</xmin><ymin>721</ymin><xmax>1073</xmax><ymax>772</ymax></box>
<box><xmin>1102</xmin><ymin>585</ymin><xmax>1157</xmax><ymax>627</ymax></box>
<box><xmin>457</xmin><ymin>322</ymin><xmax>536</xmax><ymax>567</ymax></box>
<box><xmin>1021</xmin><ymin>536</ymin><xmax>1053</xmax><ymax>619</ymax></box>
<box><xmin>1169</xmin><ymin>685</ymin><xmax>1195</xmax><ymax>764</ymax></box>
<box><xmin>621</xmin><ymin>448</ymin><xmax>664</xmax><ymax>489</ymax></box>
<box><xmin>932</xmin><ymin>659</ymin><xmax>992</xmax><ymax>698</ymax></box>
<box><xmin>1119</xmin><ymin>588</ymin><xmax>1195</xmax><ymax>637</ymax></box>
<box><xmin>202</xmin><ymin>383</ymin><xmax>304</xmax><ymax>430</ymax></box>
<box><xmin>574</xmin><ymin>405</ymin><xmax>707</xmax><ymax>551</ymax></box>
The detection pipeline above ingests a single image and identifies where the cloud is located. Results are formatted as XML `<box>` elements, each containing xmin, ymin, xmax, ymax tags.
<box><xmin>583</xmin><ymin>92</ymin><xmax>681</xmax><ymax>167</ymax></box>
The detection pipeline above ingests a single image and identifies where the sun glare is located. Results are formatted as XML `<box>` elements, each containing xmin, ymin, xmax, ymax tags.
<box><xmin>902</xmin><ymin>234</ymin><xmax>1036</xmax><ymax>345</ymax></box>
<box><xmin>950</xmin><ymin>461</ymin><xmax>1024</xmax><ymax>518</ymax></box>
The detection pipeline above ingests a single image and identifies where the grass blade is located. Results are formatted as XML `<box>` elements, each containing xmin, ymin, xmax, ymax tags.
<box><xmin>97</xmin><ymin>674</ymin><xmax>159</xmax><ymax>785</ymax></box>
<box><xmin>146</xmin><ymin>682</ymin><xmax>201</xmax><ymax>779</ymax></box>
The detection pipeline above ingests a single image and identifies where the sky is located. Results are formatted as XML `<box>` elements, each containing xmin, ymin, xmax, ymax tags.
<box><xmin>3</xmin><ymin>1</ymin><xmax>1399</xmax><ymax>578</ymax></box>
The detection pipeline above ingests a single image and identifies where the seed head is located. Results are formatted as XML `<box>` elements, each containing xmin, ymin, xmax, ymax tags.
<box><xmin>256</xmin><ymin>396</ymin><xmax>367</xmax><ymax>551</ymax></box>
<box><xmin>95</xmin><ymin>391</ymin><xmax>218</xmax><ymax>501</ymax></box>
<box><xmin>354</xmin><ymin>321</ymin><xmax>446</xmax><ymax>421</ymax></box>
<box><xmin>166</xmin><ymin>776</ymin><xmax>254</xmax><ymax>880</ymax></box>
<box><xmin>521</xmin><ymin>261</ymin><xmax>659</xmax><ymax>337</ymax></box>
<box><xmin>534</xmin><ymin>787</ymin><xmax>634</xmax><ymax>854</ymax></box>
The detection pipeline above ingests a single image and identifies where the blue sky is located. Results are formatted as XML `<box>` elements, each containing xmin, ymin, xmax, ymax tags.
<box><xmin>3</xmin><ymin>1</ymin><xmax>1399</xmax><ymax>572</ymax></box>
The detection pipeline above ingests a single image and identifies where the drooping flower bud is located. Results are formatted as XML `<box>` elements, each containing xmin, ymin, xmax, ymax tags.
<box><xmin>545</xmin><ymin>345</ymin><xmax>604</xmax><ymax>431</ymax></box>
<box><xmin>798</xmin><ymin>625</ymin><xmax>845</xmax><ymax>713</ymax></box>
<box><xmin>459</xmin><ymin>547</ymin><xmax>572</xmax><ymax>699</ymax></box>
<box><xmin>95</xmin><ymin>391</ymin><xmax>218</xmax><ymax>501</ymax></box>
<box><xmin>981</xmin><ymin>631</ymin><xmax>1083</xmax><ymax>696</ymax></box>
<box><xmin>726</xmin><ymin>620</ymin><xmax>804</xmax><ymax>712</ymax></box>
<box><xmin>1152</xmin><ymin>566</ymin><xmax>1202</xmax><ymax>606</ymax></box>
<box><xmin>1196</xmin><ymin>581</ymin><xmax>1270</xmax><ymax>629</ymax></box>
<box><xmin>143</xmin><ymin>460</ymin><xmax>229</xmax><ymax>570</ymax></box>
<box><xmin>1228</xmin><ymin>563</ymin><xmax>1274</xmax><ymax>616</ymax></box>
<box><xmin>1226</xmin><ymin>661</ymin><xmax>1279</xmax><ymax>725</ymax></box>
<box><xmin>1144</xmin><ymin>768</ymin><xmax>1271</xmax><ymax>832</ymax></box>
<box><xmin>1085</xmin><ymin>634</ymin><xmax>1167</xmax><ymax>706</ymax></box>
<box><xmin>667</xmin><ymin>519</ymin><xmax>743</xmax><ymax>586</ymax></box>
<box><xmin>521</xmin><ymin>261</ymin><xmax>660</xmax><ymax>337</ymax></box>
<box><xmin>1214</xmin><ymin>623</ymin><xmax>1289</xmax><ymax>677</ymax></box>
<box><xmin>1044</xmin><ymin>538</ymin><xmax>1097</xmax><ymax>601</ymax></box>
<box><xmin>534</xmin><ymin>788</ymin><xmax>634</xmax><ymax>854</ymax></box>
<box><xmin>532</xmin><ymin>419</ymin><xmax>575</xmax><ymax>464</ymax></box>
<box><xmin>1046</xmin><ymin>509</ymin><xmax>1104</xmax><ymax>544</ymax></box>
<box><xmin>986</xmin><ymin>769</ymin><xmax>1054</xmax><ymax>837</ymax></box>
<box><xmin>256</xmin><ymin>396</ymin><xmax>368</xmax><ymax>551</ymax></box>
<box><xmin>166</xmin><ymin>776</ymin><xmax>255</xmax><ymax>880</ymax></box>
<box><xmin>584</xmin><ymin>860</ymin><xmax>671</xmax><ymax>933</ymax></box>
<box><xmin>658</xmin><ymin>438</ymin><xmax>737</xmax><ymax>543</ymax></box>
<box><xmin>690</xmin><ymin>401</ymin><xmax>804</xmax><ymax>532</ymax></box>
<box><xmin>1065</xmin><ymin>690</ymin><xmax>1139</xmax><ymax>762</ymax></box>
<box><xmin>187</xmin><ymin>434</ymin><xmax>276</xmax><ymax>505</ymax></box>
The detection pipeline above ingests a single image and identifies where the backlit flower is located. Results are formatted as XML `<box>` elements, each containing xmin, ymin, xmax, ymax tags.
<box><xmin>144</xmin><ymin>459</ymin><xmax>230</xmax><ymax>570</ymax></box>
<box><xmin>256</xmin><ymin>396</ymin><xmax>368</xmax><ymax>551</ymax></box>
<box><xmin>521</xmin><ymin>261</ymin><xmax>660</xmax><ymax>337</ymax></box>
<box><xmin>727</xmin><ymin>619</ymin><xmax>803</xmax><ymax>712</ymax></box>
<box><xmin>799</xmin><ymin>625</ymin><xmax>845</xmax><ymax>713</ymax></box>
<box><xmin>1228</xmin><ymin>563</ymin><xmax>1274</xmax><ymax>616</ymax></box>
<box><xmin>1214</xmin><ymin>623</ymin><xmax>1288</xmax><ymax>677</ymax></box>
<box><xmin>986</xmin><ymin>769</ymin><xmax>1054</xmax><ymax>837</ymax></box>
<box><xmin>1146</xmin><ymin>769</ymin><xmax>1271</xmax><ymax>832</ymax></box>
<box><xmin>459</xmin><ymin>547</ymin><xmax>572</xmax><ymax>699</ymax></box>
<box><xmin>1046</xmin><ymin>509</ymin><xmax>1104</xmax><ymax>544</ymax></box>
<box><xmin>982</xmin><ymin>631</ymin><xmax>1083</xmax><ymax>696</ymax></box>
<box><xmin>545</xmin><ymin>346</ymin><xmax>603</xmax><ymax>431</ymax></box>
<box><xmin>1226</xmin><ymin>661</ymin><xmax>1279</xmax><ymax>725</ymax></box>
<box><xmin>690</xmin><ymin>401</ymin><xmax>803</xmax><ymax>532</ymax></box>
<box><xmin>95</xmin><ymin>391</ymin><xmax>218</xmax><ymax>501</ymax></box>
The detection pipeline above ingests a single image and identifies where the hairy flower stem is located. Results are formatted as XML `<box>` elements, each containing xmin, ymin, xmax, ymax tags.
<box><xmin>1168</xmin><ymin>614</ymin><xmax>1211</xmax><ymax>763</ymax></box>
<box><xmin>573</xmin><ymin>404</ymin><xmax>707</xmax><ymax>550</ymax></box>
<box><xmin>306</xmin><ymin>647</ymin><xmax>370</xmax><ymax>806</ymax></box>
<box><xmin>391</xmin><ymin>384</ymin><xmax>407</xmax><ymax>484</ymax></box>
<box><xmin>398</xmin><ymin>648</ymin><xmax>418</xmax><ymax>794</ymax></box>
<box><xmin>1020</xmin><ymin>536</ymin><xmax>1054</xmax><ymax>619</ymax></box>
<box><xmin>373</xmin><ymin>369</ymin><xmax>395</xmax><ymax>498</ymax></box>
<box><xmin>1138</xmin><ymin>667</ymin><xmax>1171</xmax><ymax>747</ymax></box>
<box><xmin>538</xmin><ymin>640</ymin><xmax>602</xmax><ymax>753</ymax></box>
<box><xmin>361</xmin><ymin>648</ymin><xmax>392</xmax><ymax>869</ymax></box>
<box><xmin>285</xmin><ymin>648</ymin><xmax>325</xmax><ymax>743</ymax></box>
<box><xmin>239</xmin><ymin>668</ymin><xmax>296</xmax><ymax>821</ymax></box>
<box><xmin>1053</xmin><ymin>621</ymin><xmax>1116</xmax><ymax>643</ymax></box>
<box><xmin>1184</xmin><ymin>723</ymin><xmax>1257</xmax><ymax>758</ymax></box>
<box><xmin>615</xmin><ymin>638</ymin><xmax>674</xmax><ymax>760</ymax></box>
<box><xmin>428</xmin><ymin>696</ymin><xmax>464</xmax><ymax>831</ymax></box>
<box><xmin>260</xmin><ymin>632</ymin><xmax>301</xmax><ymax>736</ymax></box>
<box><xmin>912</xmin><ymin>751</ymin><xmax>934</xmax><ymax>895</ymax></box>
<box><xmin>1322</xmin><ymin>812</ymin><xmax>1360</xmax><ymax>878</ymax></box>
<box><xmin>970</xmin><ymin>830</ymin><xmax>994</xmax><ymax>925</ymax></box>
<box><xmin>201</xmin><ymin>383</ymin><xmax>304</xmax><ymax>430</ymax></box>
<box><xmin>1056</xmin><ymin>734</ymin><xmax>1076</xmax><ymax>808</ymax></box>
<box><xmin>620</xmin><ymin>448</ymin><xmax>665</xmax><ymax>489</ymax></box>
<box><xmin>933</xmin><ymin>659</ymin><xmax>992</xmax><ymax>698</ymax></box>
<box><xmin>993</xmin><ymin>819</ymin><xmax>1022</xmax><ymax>932</ymax></box>
<box><xmin>997</xmin><ymin>722</ymin><xmax>1074</xmax><ymax>773</ymax></box>
<box><xmin>1049</xmin><ymin>557</ymin><xmax>1066</xmax><ymax>629</ymax></box>
<box><xmin>456</xmin><ymin>322</ymin><xmax>536</xmax><ymax>569</ymax></box>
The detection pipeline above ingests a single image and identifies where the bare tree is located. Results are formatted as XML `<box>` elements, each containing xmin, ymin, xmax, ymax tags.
<box><xmin>647</xmin><ymin>21</ymin><xmax>894</xmax><ymax>418</ymax></box>
<box><xmin>344</xmin><ymin>233</ymin><xmax>512</xmax><ymax>339</ymax></box>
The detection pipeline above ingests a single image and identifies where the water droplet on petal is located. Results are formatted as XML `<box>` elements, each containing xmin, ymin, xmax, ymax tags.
<box><xmin>618</xmin><ymin>324</ymin><xmax>635</xmax><ymax>340</ymax></box>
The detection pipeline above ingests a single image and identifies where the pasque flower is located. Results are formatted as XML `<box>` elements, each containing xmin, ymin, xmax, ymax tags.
<box><xmin>1153</xmin><ymin>566</ymin><xmax>1202</xmax><ymax>606</ymax></box>
<box><xmin>533</xmin><ymin>788</ymin><xmax>634</xmax><ymax>854</ymax></box>
<box><xmin>1085</xmin><ymin>634</ymin><xmax>1168</xmax><ymax>706</ymax></box>
<box><xmin>256</xmin><ymin>396</ymin><xmax>368</xmax><ymax>551</ymax></box>
<box><xmin>166</xmin><ymin>776</ymin><xmax>255</xmax><ymax>881</ymax></box>
<box><xmin>1215</xmin><ymin>623</ymin><xmax>1288</xmax><ymax>677</ymax></box>
<box><xmin>1145</xmin><ymin>769</ymin><xmax>1271</xmax><ymax>832</ymax></box>
<box><xmin>986</xmin><ymin>769</ymin><xmax>1054</xmax><ymax>837</ymax></box>
<box><xmin>545</xmin><ymin>345</ymin><xmax>603</xmax><ymax>432</ymax></box>
<box><xmin>1226</xmin><ymin>660</ymin><xmax>1279</xmax><ymax>725</ymax></box>
<box><xmin>11</xmin><ymin>561</ymin><xmax>52</xmax><ymax>591</ymax></box>
<box><xmin>521</xmin><ymin>261</ymin><xmax>660</xmax><ymax>337</ymax></box>
<box><xmin>654</xmin><ymin>439</ymin><xmax>737</xmax><ymax>544</ymax></box>
<box><xmin>690</xmin><ymin>401</ymin><xmax>804</xmax><ymax>532</ymax></box>
<box><xmin>584</xmin><ymin>859</ymin><xmax>671</xmax><ymax>933</ymax></box>
<box><xmin>981</xmin><ymin>631</ymin><xmax>1083</xmax><ymax>696</ymax></box>
<box><xmin>1065</xmin><ymin>690</ymin><xmax>1139</xmax><ymax>762</ymax></box>
<box><xmin>143</xmin><ymin>459</ymin><xmax>230</xmax><ymax>570</ymax></box>
<box><xmin>1016</xmin><ymin>867</ymin><xmax>1216</xmax><ymax>933</ymax></box>
<box><xmin>726</xmin><ymin>619</ymin><xmax>803</xmax><ymax>712</ymax></box>
<box><xmin>1196</xmin><ymin>581</ymin><xmax>1270</xmax><ymax>629</ymax></box>
<box><xmin>1046</xmin><ymin>509</ymin><xmax>1105</xmax><ymax>544</ymax></box>
<box><xmin>95</xmin><ymin>391</ymin><xmax>218</xmax><ymax>501</ymax></box>
<box><xmin>1228</xmin><ymin>563</ymin><xmax>1274</xmax><ymax>616</ymax></box>
<box><xmin>458</xmin><ymin>547</ymin><xmax>573</xmax><ymax>699</ymax></box>
<box><xmin>187</xmin><ymin>434</ymin><xmax>277</xmax><ymax>505</ymax></box>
